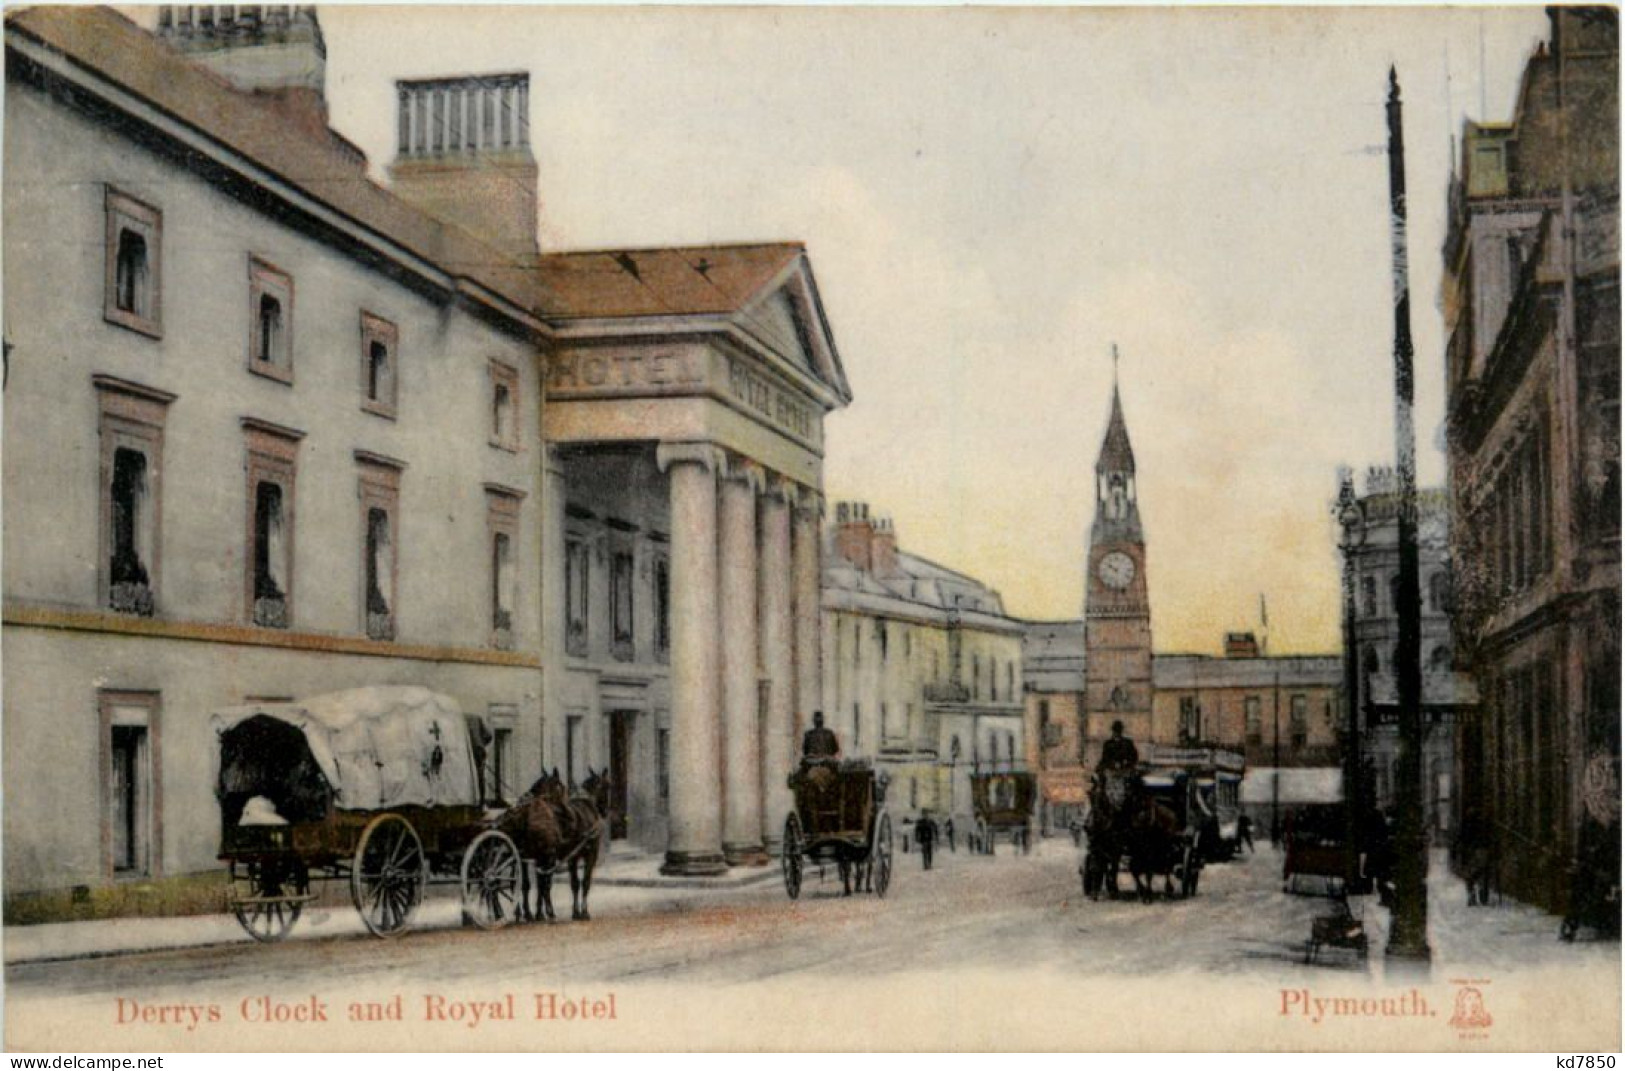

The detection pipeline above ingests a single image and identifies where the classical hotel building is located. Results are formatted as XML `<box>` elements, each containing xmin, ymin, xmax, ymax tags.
<box><xmin>2</xmin><ymin>5</ymin><xmax>849</xmax><ymax>912</ymax></box>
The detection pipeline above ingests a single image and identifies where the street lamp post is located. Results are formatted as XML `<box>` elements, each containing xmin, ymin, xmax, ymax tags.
<box><xmin>1384</xmin><ymin>67</ymin><xmax>1432</xmax><ymax>972</ymax></box>
<box><xmin>1336</xmin><ymin>469</ymin><xmax>1368</xmax><ymax>889</ymax></box>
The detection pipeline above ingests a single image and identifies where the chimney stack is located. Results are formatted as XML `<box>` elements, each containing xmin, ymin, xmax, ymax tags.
<box><xmin>871</xmin><ymin>516</ymin><xmax>899</xmax><ymax>577</ymax></box>
<box><xmin>388</xmin><ymin>74</ymin><xmax>539</xmax><ymax>257</ymax></box>
<box><xmin>1224</xmin><ymin>631</ymin><xmax>1260</xmax><ymax>659</ymax></box>
<box><xmin>157</xmin><ymin>6</ymin><xmax>331</xmax><ymax>140</ymax></box>
<box><xmin>834</xmin><ymin>501</ymin><xmax>873</xmax><ymax>572</ymax></box>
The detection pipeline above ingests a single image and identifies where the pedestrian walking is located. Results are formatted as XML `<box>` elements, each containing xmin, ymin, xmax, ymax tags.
<box><xmin>1238</xmin><ymin>813</ymin><xmax>1255</xmax><ymax>854</ymax></box>
<box><xmin>916</xmin><ymin>812</ymin><xmax>938</xmax><ymax>871</ymax></box>
<box><xmin>944</xmin><ymin>816</ymin><xmax>956</xmax><ymax>853</ymax></box>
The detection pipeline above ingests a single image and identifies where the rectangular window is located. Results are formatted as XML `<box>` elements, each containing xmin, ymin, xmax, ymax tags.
<box><xmin>1290</xmin><ymin>694</ymin><xmax>1309</xmax><ymax>749</ymax></box>
<box><xmin>1245</xmin><ymin>695</ymin><xmax>1263</xmax><ymax>745</ymax></box>
<box><xmin>566</xmin><ymin>714</ymin><xmax>583</xmax><ymax>787</ymax></box>
<box><xmin>1179</xmin><ymin>695</ymin><xmax>1200</xmax><ymax>743</ymax></box>
<box><xmin>104</xmin><ymin>188</ymin><xmax>162</xmax><ymax>337</ymax></box>
<box><xmin>486</xmin><ymin>484</ymin><xmax>524</xmax><ymax>650</ymax></box>
<box><xmin>95</xmin><ymin>377</ymin><xmax>174</xmax><ymax>616</ymax></box>
<box><xmin>853</xmin><ymin>704</ymin><xmax>861</xmax><ymax>752</ymax></box>
<box><xmin>247</xmin><ymin>257</ymin><xmax>294</xmax><ymax>383</ymax></box>
<box><xmin>486</xmin><ymin>704</ymin><xmax>517</xmax><ymax>805</ymax></box>
<box><xmin>654</xmin><ymin>555</ymin><xmax>671</xmax><ymax>662</ymax></box>
<box><xmin>611</xmin><ymin>550</ymin><xmax>635</xmax><ymax>662</ymax></box>
<box><xmin>565</xmin><ymin>537</ymin><xmax>589</xmax><ymax>657</ymax></box>
<box><xmin>357</xmin><ymin>452</ymin><xmax>404</xmax><ymax>641</ymax></box>
<box><xmin>100</xmin><ymin>691</ymin><xmax>160</xmax><ymax>879</ymax></box>
<box><xmin>489</xmin><ymin>360</ymin><xmax>521</xmax><ymax>451</ymax></box>
<box><xmin>360</xmin><ymin>312</ymin><xmax>398</xmax><ymax>418</ymax></box>
<box><xmin>243</xmin><ymin>419</ymin><xmax>302</xmax><ymax>628</ymax></box>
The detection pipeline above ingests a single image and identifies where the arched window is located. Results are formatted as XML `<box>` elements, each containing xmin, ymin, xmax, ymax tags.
<box><xmin>115</xmin><ymin>230</ymin><xmax>148</xmax><ymax>316</ymax></box>
<box><xmin>368</xmin><ymin>341</ymin><xmax>390</xmax><ymax>403</ymax></box>
<box><xmin>257</xmin><ymin>294</ymin><xmax>282</xmax><ymax>366</ymax></box>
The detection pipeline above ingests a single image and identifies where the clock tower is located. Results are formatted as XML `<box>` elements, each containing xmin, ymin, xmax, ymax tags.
<box><xmin>1083</xmin><ymin>370</ymin><xmax>1153</xmax><ymax>770</ymax></box>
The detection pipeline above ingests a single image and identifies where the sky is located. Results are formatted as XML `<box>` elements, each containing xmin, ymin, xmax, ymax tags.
<box><xmin>206</xmin><ymin>5</ymin><xmax>1552</xmax><ymax>653</ymax></box>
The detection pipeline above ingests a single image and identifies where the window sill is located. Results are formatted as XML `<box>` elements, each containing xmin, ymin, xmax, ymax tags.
<box><xmin>248</xmin><ymin>359</ymin><xmax>293</xmax><ymax>386</ymax></box>
<box><xmin>104</xmin><ymin>308</ymin><xmax>162</xmax><ymax>340</ymax></box>
<box><xmin>362</xmin><ymin>399</ymin><xmax>398</xmax><ymax>420</ymax></box>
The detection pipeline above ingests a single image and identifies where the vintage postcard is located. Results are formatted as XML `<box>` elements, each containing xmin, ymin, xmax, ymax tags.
<box><xmin>2</xmin><ymin>2</ymin><xmax>1619</xmax><ymax>1053</ymax></box>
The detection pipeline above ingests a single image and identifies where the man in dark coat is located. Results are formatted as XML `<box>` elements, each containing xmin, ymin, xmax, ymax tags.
<box><xmin>802</xmin><ymin>711</ymin><xmax>840</xmax><ymax>762</ymax></box>
<box><xmin>1100</xmin><ymin>720</ymin><xmax>1139</xmax><ymax>772</ymax></box>
<box><xmin>915</xmin><ymin>812</ymin><xmax>938</xmax><ymax>871</ymax></box>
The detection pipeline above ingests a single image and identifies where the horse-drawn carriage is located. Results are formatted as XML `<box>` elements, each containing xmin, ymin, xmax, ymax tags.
<box><xmin>1080</xmin><ymin>766</ymin><xmax>1203</xmax><ymax>902</ymax></box>
<box><xmin>968</xmin><ymin>768</ymin><xmax>1037</xmax><ymax>855</ymax></box>
<box><xmin>782</xmin><ymin>759</ymin><xmax>894</xmax><ymax>899</ymax></box>
<box><xmin>214</xmin><ymin>686</ymin><xmax>526</xmax><ymax>941</ymax></box>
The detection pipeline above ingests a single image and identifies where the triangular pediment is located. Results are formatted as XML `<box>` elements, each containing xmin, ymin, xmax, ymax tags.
<box><xmin>737</xmin><ymin>255</ymin><xmax>853</xmax><ymax>407</ymax></box>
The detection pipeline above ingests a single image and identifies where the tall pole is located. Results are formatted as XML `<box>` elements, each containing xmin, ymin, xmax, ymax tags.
<box><xmin>1385</xmin><ymin>67</ymin><xmax>1432</xmax><ymax>971</ymax></box>
<box><xmin>1336</xmin><ymin>470</ymin><xmax>1366</xmax><ymax>889</ymax></box>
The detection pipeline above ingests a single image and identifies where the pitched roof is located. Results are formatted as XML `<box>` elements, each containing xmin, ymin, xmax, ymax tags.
<box><xmin>1095</xmin><ymin>382</ymin><xmax>1136</xmax><ymax>474</ymax></box>
<box><xmin>532</xmin><ymin>243</ymin><xmax>805</xmax><ymax>320</ymax></box>
<box><xmin>6</xmin><ymin>5</ymin><xmax>545</xmax><ymax>321</ymax></box>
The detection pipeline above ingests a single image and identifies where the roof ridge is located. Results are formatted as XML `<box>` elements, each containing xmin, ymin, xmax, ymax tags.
<box><xmin>537</xmin><ymin>240</ymin><xmax>805</xmax><ymax>259</ymax></box>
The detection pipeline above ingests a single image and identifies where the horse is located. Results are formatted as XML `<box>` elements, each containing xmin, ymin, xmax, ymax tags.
<box><xmin>1124</xmin><ymin>792</ymin><xmax>1186</xmax><ymax>902</ymax></box>
<box><xmin>561</xmin><ymin>768</ymin><xmax>611</xmax><ymax>921</ymax></box>
<box><xmin>497</xmin><ymin>770</ymin><xmax>567</xmax><ymax>922</ymax></box>
<box><xmin>1082</xmin><ymin>768</ymin><xmax>1135</xmax><ymax>900</ymax></box>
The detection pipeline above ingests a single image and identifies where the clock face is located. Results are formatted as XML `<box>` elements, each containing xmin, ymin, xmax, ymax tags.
<box><xmin>1098</xmin><ymin>550</ymin><xmax>1135</xmax><ymax>589</ymax></box>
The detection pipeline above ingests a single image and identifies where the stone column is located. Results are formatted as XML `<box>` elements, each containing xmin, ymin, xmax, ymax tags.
<box><xmin>656</xmin><ymin>443</ymin><xmax>726</xmax><ymax>876</ymax></box>
<box><xmin>792</xmin><ymin>490</ymin><xmax>824</xmax><ymax>742</ymax></box>
<box><xmin>539</xmin><ymin>445</ymin><xmax>569</xmax><ymax>787</ymax></box>
<box><xmin>719</xmin><ymin>456</ymin><xmax>766</xmax><ymax>866</ymax></box>
<box><xmin>758</xmin><ymin>474</ymin><xmax>795</xmax><ymax>854</ymax></box>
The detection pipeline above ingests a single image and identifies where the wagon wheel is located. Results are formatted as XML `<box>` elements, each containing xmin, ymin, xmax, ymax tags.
<box><xmin>460</xmin><ymin>830</ymin><xmax>522</xmax><ymax>930</ymax></box>
<box><xmin>782</xmin><ymin>813</ymin><xmax>805</xmax><ymax>900</ymax></box>
<box><xmin>351</xmin><ymin>813</ymin><xmax>426</xmax><ymax>938</ymax></box>
<box><xmin>231</xmin><ymin>858</ymin><xmax>309</xmax><ymax>943</ymax></box>
<box><xmin>871</xmin><ymin>813</ymin><xmax>894</xmax><ymax>899</ymax></box>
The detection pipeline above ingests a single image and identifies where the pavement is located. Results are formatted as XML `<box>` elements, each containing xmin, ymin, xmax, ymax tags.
<box><xmin>2</xmin><ymin>845</ymin><xmax>778</xmax><ymax>966</ymax></box>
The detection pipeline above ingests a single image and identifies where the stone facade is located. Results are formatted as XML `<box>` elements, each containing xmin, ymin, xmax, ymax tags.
<box><xmin>1442</xmin><ymin>7</ymin><xmax>1620</xmax><ymax>915</ymax></box>
<box><xmin>1338</xmin><ymin>473</ymin><xmax>1477</xmax><ymax>838</ymax></box>
<box><xmin>3</xmin><ymin>7</ymin><xmax>546</xmax><ymax>896</ymax></box>
<box><xmin>823</xmin><ymin>504</ymin><xmax>1025</xmax><ymax>834</ymax></box>
<box><xmin>2</xmin><ymin>6</ymin><xmax>853</xmax><ymax>907</ymax></box>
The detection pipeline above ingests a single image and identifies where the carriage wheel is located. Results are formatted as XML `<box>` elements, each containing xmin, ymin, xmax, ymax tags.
<box><xmin>231</xmin><ymin>858</ymin><xmax>309</xmax><ymax>943</ymax></box>
<box><xmin>352</xmin><ymin>813</ymin><xmax>426</xmax><ymax>938</ymax></box>
<box><xmin>871</xmin><ymin>814</ymin><xmax>894</xmax><ymax>899</ymax></box>
<box><xmin>782</xmin><ymin>814</ymin><xmax>804</xmax><ymax>901</ymax></box>
<box><xmin>1179</xmin><ymin>840</ymin><xmax>1200</xmax><ymax>899</ymax></box>
<box><xmin>460</xmin><ymin>830</ymin><xmax>522</xmax><ymax>930</ymax></box>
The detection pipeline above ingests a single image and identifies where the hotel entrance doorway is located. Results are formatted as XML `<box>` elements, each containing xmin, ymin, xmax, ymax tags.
<box><xmin>608</xmin><ymin>710</ymin><xmax>633</xmax><ymax>839</ymax></box>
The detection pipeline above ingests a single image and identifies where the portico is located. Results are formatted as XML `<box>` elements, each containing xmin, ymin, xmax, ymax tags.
<box><xmin>537</xmin><ymin>244</ymin><xmax>851</xmax><ymax>874</ymax></box>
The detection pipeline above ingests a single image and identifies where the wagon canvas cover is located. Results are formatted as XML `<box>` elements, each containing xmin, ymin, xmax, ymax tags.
<box><xmin>212</xmin><ymin>686</ymin><xmax>481</xmax><ymax>813</ymax></box>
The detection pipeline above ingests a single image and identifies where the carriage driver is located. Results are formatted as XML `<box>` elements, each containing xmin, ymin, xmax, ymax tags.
<box><xmin>802</xmin><ymin>711</ymin><xmax>841</xmax><ymax>763</ymax></box>
<box><xmin>1100</xmin><ymin>719</ymin><xmax>1139</xmax><ymax>773</ymax></box>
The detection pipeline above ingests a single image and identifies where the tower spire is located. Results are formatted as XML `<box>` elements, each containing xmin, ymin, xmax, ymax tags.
<box><xmin>1096</xmin><ymin>352</ymin><xmax>1136</xmax><ymax>476</ymax></box>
